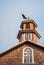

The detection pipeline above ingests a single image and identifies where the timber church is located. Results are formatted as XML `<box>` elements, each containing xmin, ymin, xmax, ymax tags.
<box><xmin>0</xmin><ymin>14</ymin><xmax>44</xmax><ymax>65</ymax></box>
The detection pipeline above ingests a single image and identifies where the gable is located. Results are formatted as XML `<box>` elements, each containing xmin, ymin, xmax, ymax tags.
<box><xmin>0</xmin><ymin>40</ymin><xmax>44</xmax><ymax>57</ymax></box>
<box><xmin>0</xmin><ymin>41</ymin><xmax>44</xmax><ymax>65</ymax></box>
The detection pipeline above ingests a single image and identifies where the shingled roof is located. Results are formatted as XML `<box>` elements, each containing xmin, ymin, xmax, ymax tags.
<box><xmin>0</xmin><ymin>40</ymin><xmax>44</xmax><ymax>57</ymax></box>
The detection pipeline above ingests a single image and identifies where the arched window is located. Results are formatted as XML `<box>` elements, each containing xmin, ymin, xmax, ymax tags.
<box><xmin>23</xmin><ymin>47</ymin><xmax>34</xmax><ymax>64</ymax></box>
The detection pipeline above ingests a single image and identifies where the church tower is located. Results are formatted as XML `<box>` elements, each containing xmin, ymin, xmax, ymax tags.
<box><xmin>17</xmin><ymin>15</ymin><xmax>41</xmax><ymax>43</ymax></box>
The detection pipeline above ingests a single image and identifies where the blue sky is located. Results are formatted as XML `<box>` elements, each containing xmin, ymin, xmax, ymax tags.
<box><xmin>0</xmin><ymin>0</ymin><xmax>44</xmax><ymax>52</ymax></box>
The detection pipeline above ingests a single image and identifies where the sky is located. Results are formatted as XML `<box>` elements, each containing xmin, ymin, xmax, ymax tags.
<box><xmin>0</xmin><ymin>0</ymin><xmax>44</xmax><ymax>52</ymax></box>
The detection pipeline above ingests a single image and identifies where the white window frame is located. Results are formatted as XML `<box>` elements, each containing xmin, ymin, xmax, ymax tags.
<box><xmin>25</xmin><ymin>33</ymin><xmax>30</xmax><ymax>40</ymax></box>
<box><xmin>22</xmin><ymin>47</ymin><xmax>34</xmax><ymax>64</ymax></box>
<box><xmin>24</xmin><ymin>33</ymin><xmax>32</xmax><ymax>40</ymax></box>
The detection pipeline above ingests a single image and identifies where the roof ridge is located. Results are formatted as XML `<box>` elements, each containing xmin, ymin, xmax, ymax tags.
<box><xmin>0</xmin><ymin>40</ymin><xmax>44</xmax><ymax>57</ymax></box>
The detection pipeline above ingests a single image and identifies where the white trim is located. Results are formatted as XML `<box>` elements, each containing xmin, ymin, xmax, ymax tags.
<box><xmin>22</xmin><ymin>47</ymin><xmax>34</xmax><ymax>64</ymax></box>
<box><xmin>24</xmin><ymin>33</ymin><xmax>25</xmax><ymax>41</ymax></box>
<box><xmin>24</xmin><ymin>33</ymin><xmax>32</xmax><ymax>41</ymax></box>
<box><xmin>23</xmin><ymin>24</ymin><xmax>26</xmax><ymax>30</ymax></box>
<box><xmin>32</xmin><ymin>48</ymin><xmax>34</xmax><ymax>64</ymax></box>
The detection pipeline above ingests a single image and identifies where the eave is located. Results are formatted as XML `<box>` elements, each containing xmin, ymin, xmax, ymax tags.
<box><xmin>20</xmin><ymin>19</ymin><xmax>38</xmax><ymax>29</ymax></box>
<box><xmin>17</xmin><ymin>29</ymin><xmax>41</xmax><ymax>39</ymax></box>
<box><xmin>0</xmin><ymin>40</ymin><xmax>44</xmax><ymax>57</ymax></box>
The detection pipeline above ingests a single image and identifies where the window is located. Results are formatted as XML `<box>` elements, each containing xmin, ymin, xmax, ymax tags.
<box><xmin>25</xmin><ymin>33</ymin><xmax>30</xmax><ymax>40</ymax></box>
<box><xmin>25</xmin><ymin>33</ymin><xmax>32</xmax><ymax>40</ymax></box>
<box><xmin>26</xmin><ymin>23</ymin><xmax>30</xmax><ymax>29</ymax></box>
<box><xmin>23</xmin><ymin>47</ymin><xmax>34</xmax><ymax>64</ymax></box>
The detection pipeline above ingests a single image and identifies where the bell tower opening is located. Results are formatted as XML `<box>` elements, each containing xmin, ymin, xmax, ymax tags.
<box><xmin>17</xmin><ymin>14</ymin><xmax>41</xmax><ymax>43</ymax></box>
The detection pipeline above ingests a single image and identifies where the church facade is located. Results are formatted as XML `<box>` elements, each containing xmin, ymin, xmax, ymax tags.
<box><xmin>0</xmin><ymin>17</ymin><xmax>44</xmax><ymax>65</ymax></box>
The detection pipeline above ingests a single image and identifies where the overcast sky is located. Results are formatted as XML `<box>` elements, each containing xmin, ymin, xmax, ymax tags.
<box><xmin>0</xmin><ymin>0</ymin><xmax>44</xmax><ymax>52</ymax></box>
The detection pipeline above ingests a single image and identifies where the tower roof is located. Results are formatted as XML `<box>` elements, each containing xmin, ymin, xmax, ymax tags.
<box><xmin>20</xmin><ymin>19</ymin><xmax>38</xmax><ymax>29</ymax></box>
<box><xmin>17</xmin><ymin>29</ymin><xmax>41</xmax><ymax>40</ymax></box>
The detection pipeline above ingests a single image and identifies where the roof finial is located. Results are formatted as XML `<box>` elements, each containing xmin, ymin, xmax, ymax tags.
<box><xmin>28</xmin><ymin>16</ymin><xmax>30</xmax><ymax>20</ymax></box>
<box><xmin>22</xmin><ymin>14</ymin><xmax>31</xmax><ymax>20</ymax></box>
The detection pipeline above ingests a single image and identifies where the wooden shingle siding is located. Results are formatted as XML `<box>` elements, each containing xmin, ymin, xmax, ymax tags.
<box><xmin>0</xmin><ymin>42</ymin><xmax>44</xmax><ymax>65</ymax></box>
